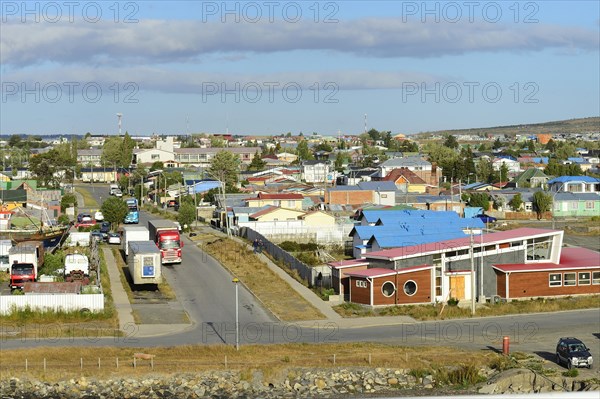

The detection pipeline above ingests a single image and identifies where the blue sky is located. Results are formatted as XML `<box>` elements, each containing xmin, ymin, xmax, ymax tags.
<box><xmin>1</xmin><ymin>1</ymin><xmax>598</xmax><ymax>136</ymax></box>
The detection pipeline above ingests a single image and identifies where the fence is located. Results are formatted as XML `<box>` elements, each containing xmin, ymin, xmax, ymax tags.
<box><xmin>238</xmin><ymin>221</ymin><xmax>353</xmax><ymax>245</ymax></box>
<box><xmin>240</xmin><ymin>227</ymin><xmax>332</xmax><ymax>288</ymax></box>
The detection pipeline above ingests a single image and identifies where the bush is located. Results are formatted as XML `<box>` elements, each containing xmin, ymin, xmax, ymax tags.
<box><xmin>296</xmin><ymin>252</ymin><xmax>320</xmax><ymax>266</ymax></box>
<box><xmin>447</xmin><ymin>298</ymin><xmax>459</xmax><ymax>307</ymax></box>
<box><xmin>279</xmin><ymin>241</ymin><xmax>300</xmax><ymax>252</ymax></box>
<box><xmin>57</xmin><ymin>214</ymin><xmax>71</xmax><ymax>225</ymax></box>
<box><xmin>562</xmin><ymin>368</ymin><xmax>579</xmax><ymax>377</ymax></box>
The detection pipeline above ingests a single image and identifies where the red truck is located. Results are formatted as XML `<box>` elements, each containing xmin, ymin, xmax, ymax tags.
<box><xmin>10</xmin><ymin>263</ymin><xmax>36</xmax><ymax>290</ymax></box>
<box><xmin>147</xmin><ymin>220</ymin><xmax>183</xmax><ymax>265</ymax></box>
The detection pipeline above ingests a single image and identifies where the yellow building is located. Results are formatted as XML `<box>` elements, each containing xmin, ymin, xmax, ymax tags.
<box><xmin>249</xmin><ymin>206</ymin><xmax>306</xmax><ymax>222</ymax></box>
<box><xmin>299</xmin><ymin>210</ymin><xmax>336</xmax><ymax>227</ymax></box>
<box><xmin>245</xmin><ymin>193</ymin><xmax>304</xmax><ymax>210</ymax></box>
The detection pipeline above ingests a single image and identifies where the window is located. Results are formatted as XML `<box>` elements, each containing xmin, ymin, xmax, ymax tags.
<box><xmin>287</xmin><ymin>201</ymin><xmax>295</xmax><ymax>207</ymax></box>
<box><xmin>485</xmin><ymin>245</ymin><xmax>496</xmax><ymax>252</ymax></box>
<box><xmin>578</xmin><ymin>272</ymin><xmax>591</xmax><ymax>285</ymax></box>
<box><xmin>564</xmin><ymin>273</ymin><xmax>576</xmax><ymax>286</ymax></box>
<box><xmin>381</xmin><ymin>281</ymin><xmax>396</xmax><ymax>297</ymax></box>
<box><xmin>403</xmin><ymin>280</ymin><xmax>417</xmax><ymax>296</ymax></box>
<box><xmin>151</xmin><ymin>154</ymin><xmax>160</xmax><ymax>160</ymax></box>
<box><xmin>355</xmin><ymin>280</ymin><xmax>368</xmax><ymax>288</ymax></box>
<box><xmin>510</xmin><ymin>241</ymin><xmax>523</xmax><ymax>248</ymax></box>
<box><xmin>549</xmin><ymin>273</ymin><xmax>562</xmax><ymax>287</ymax></box>
<box><xmin>592</xmin><ymin>272</ymin><xmax>600</xmax><ymax>285</ymax></box>
<box><xmin>585</xmin><ymin>201</ymin><xmax>594</xmax><ymax>210</ymax></box>
<box><xmin>569</xmin><ymin>202</ymin><xmax>578</xmax><ymax>210</ymax></box>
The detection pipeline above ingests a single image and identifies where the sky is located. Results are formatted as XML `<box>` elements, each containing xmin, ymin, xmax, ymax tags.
<box><xmin>1</xmin><ymin>1</ymin><xmax>599</xmax><ymax>136</ymax></box>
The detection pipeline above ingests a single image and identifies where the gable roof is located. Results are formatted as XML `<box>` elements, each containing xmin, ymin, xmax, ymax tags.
<box><xmin>380</xmin><ymin>156</ymin><xmax>431</xmax><ymax>168</ymax></box>
<box><xmin>382</xmin><ymin>168</ymin><xmax>428</xmax><ymax>184</ymax></box>
<box><xmin>345</xmin><ymin>264</ymin><xmax>432</xmax><ymax>278</ymax></box>
<box><xmin>249</xmin><ymin>192</ymin><xmax>304</xmax><ymax>200</ymax></box>
<box><xmin>511</xmin><ymin>168</ymin><xmax>548</xmax><ymax>184</ymax></box>
<box><xmin>548</xmin><ymin>176</ymin><xmax>600</xmax><ymax>184</ymax></box>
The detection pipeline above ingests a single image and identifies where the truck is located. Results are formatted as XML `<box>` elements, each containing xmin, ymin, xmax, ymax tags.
<box><xmin>109</xmin><ymin>184</ymin><xmax>120</xmax><ymax>195</ymax></box>
<box><xmin>67</xmin><ymin>231</ymin><xmax>91</xmax><ymax>247</ymax></box>
<box><xmin>121</xmin><ymin>226</ymin><xmax>150</xmax><ymax>257</ymax></box>
<box><xmin>0</xmin><ymin>239</ymin><xmax>12</xmax><ymax>272</ymax></box>
<box><xmin>64</xmin><ymin>253</ymin><xmax>90</xmax><ymax>282</ymax></box>
<box><xmin>148</xmin><ymin>220</ymin><xmax>183</xmax><ymax>265</ymax></box>
<box><xmin>8</xmin><ymin>242</ymin><xmax>44</xmax><ymax>289</ymax></box>
<box><xmin>124</xmin><ymin>198</ymin><xmax>139</xmax><ymax>224</ymax></box>
<box><xmin>127</xmin><ymin>240</ymin><xmax>162</xmax><ymax>286</ymax></box>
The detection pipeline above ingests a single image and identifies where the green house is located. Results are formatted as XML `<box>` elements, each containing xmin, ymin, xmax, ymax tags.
<box><xmin>553</xmin><ymin>192</ymin><xmax>600</xmax><ymax>217</ymax></box>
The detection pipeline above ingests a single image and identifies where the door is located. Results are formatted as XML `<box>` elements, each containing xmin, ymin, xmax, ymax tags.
<box><xmin>449</xmin><ymin>276</ymin><xmax>465</xmax><ymax>300</ymax></box>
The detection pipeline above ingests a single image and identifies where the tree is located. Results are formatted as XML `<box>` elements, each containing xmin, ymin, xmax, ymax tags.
<box><xmin>100</xmin><ymin>197</ymin><xmax>129</xmax><ymax>229</ymax></box>
<box><xmin>468</xmin><ymin>192</ymin><xmax>490</xmax><ymax>211</ymax></box>
<box><xmin>492</xmin><ymin>138</ymin><xmax>502</xmax><ymax>150</ymax></box>
<box><xmin>247</xmin><ymin>151</ymin><xmax>266</xmax><ymax>171</ymax></box>
<box><xmin>120</xmin><ymin>132</ymin><xmax>135</xmax><ymax>167</ymax></box>
<box><xmin>207</xmin><ymin>150</ymin><xmax>241</xmax><ymax>190</ymax></box>
<box><xmin>443</xmin><ymin>134</ymin><xmax>459</xmax><ymax>149</ymax></box>
<box><xmin>297</xmin><ymin>140</ymin><xmax>313</xmax><ymax>161</ymax></box>
<box><xmin>508</xmin><ymin>193</ymin><xmax>523</xmax><ymax>211</ymax></box>
<box><xmin>150</xmin><ymin>161</ymin><xmax>164</xmax><ymax>171</ymax></box>
<box><xmin>314</xmin><ymin>142</ymin><xmax>333</xmax><ymax>152</ymax></box>
<box><xmin>29</xmin><ymin>151</ymin><xmax>59</xmax><ymax>187</ymax></box>
<box><xmin>60</xmin><ymin>193</ymin><xmax>78</xmax><ymax>212</ymax></box>
<box><xmin>532</xmin><ymin>191</ymin><xmax>552</xmax><ymax>220</ymax></box>
<box><xmin>499</xmin><ymin>162</ymin><xmax>509</xmax><ymax>183</ymax></box>
<box><xmin>177</xmin><ymin>203</ymin><xmax>196</xmax><ymax>231</ymax></box>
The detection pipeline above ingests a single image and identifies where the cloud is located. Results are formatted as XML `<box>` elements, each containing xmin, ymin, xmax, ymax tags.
<box><xmin>2</xmin><ymin>18</ymin><xmax>598</xmax><ymax>66</ymax></box>
<box><xmin>2</xmin><ymin>67</ymin><xmax>444</xmax><ymax>93</ymax></box>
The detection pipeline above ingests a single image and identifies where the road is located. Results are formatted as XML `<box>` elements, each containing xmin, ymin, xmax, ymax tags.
<box><xmin>1</xmin><ymin>184</ymin><xmax>598</xmax><ymax>374</ymax></box>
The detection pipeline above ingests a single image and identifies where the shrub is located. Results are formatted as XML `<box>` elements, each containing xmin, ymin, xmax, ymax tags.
<box><xmin>279</xmin><ymin>241</ymin><xmax>300</xmax><ymax>252</ymax></box>
<box><xmin>296</xmin><ymin>252</ymin><xmax>319</xmax><ymax>266</ymax></box>
<box><xmin>562</xmin><ymin>368</ymin><xmax>579</xmax><ymax>377</ymax></box>
<box><xmin>447</xmin><ymin>298</ymin><xmax>459</xmax><ymax>307</ymax></box>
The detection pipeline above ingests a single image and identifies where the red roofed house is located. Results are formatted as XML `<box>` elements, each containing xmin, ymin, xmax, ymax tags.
<box><xmin>245</xmin><ymin>192</ymin><xmax>304</xmax><ymax>210</ymax></box>
<box><xmin>381</xmin><ymin>168</ymin><xmax>431</xmax><ymax>194</ymax></box>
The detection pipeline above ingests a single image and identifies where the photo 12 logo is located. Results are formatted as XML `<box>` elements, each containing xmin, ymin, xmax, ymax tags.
<box><xmin>201</xmin><ymin>81</ymin><xmax>339</xmax><ymax>104</ymax></box>
<box><xmin>200</xmin><ymin>1</ymin><xmax>339</xmax><ymax>23</ymax></box>
<box><xmin>401</xmin><ymin>81</ymin><xmax>540</xmax><ymax>104</ymax></box>
<box><xmin>400</xmin><ymin>1</ymin><xmax>540</xmax><ymax>23</ymax></box>
<box><xmin>1</xmin><ymin>81</ymin><xmax>140</xmax><ymax>104</ymax></box>
<box><xmin>1</xmin><ymin>1</ymin><xmax>140</xmax><ymax>23</ymax></box>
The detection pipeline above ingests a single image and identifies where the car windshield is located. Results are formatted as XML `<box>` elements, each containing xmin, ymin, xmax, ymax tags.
<box><xmin>12</xmin><ymin>266</ymin><xmax>34</xmax><ymax>275</ymax></box>
<box><xmin>569</xmin><ymin>344</ymin><xmax>586</xmax><ymax>352</ymax></box>
<box><xmin>159</xmin><ymin>240</ymin><xmax>180</xmax><ymax>249</ymax></box>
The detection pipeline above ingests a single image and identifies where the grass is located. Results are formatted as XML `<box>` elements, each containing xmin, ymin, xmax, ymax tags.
<box><xmin>75</xmin><ymin>186</ymin><xmax>99</xmax><ymax>208</ymax></box>
<box><xmin>0</xmin><ymin>342</ymin><xmax>499</xmax><ymax>383</ymax></box>
<box><xmin>333</xmin><ymin>295</ymin><xmax>600</xmax><ymax>320</ymax></box>
<box><xmin>201</xmin><ymin>237</ymin><xmax>326</xmax><ymax>321</ymax></box>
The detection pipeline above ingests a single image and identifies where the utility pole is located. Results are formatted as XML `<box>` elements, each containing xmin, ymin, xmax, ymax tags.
<box><xmin>470</xmin><ymin>232</ymin><xmax>476</xmax><ymax>315</ymax></box>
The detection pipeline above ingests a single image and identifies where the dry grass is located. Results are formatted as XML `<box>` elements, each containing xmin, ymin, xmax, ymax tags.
<box><xmin>201</xmin><ymin>238</ymin><xmax>326</xmax><ymax>321</ymax></box>
<box><xmin>335</xmin><ymin>295</ymin><xmax>600</xmax><ymax>320</ymax></box>
<box><xmin>0</xmin><ymin>342</ymin><xmax>499</xmax><ymax>382</ymax></box>
<box><xmin>75</xmin><ymin>186</ymin><xmax>98</xmax><ymax>208</ymax></box>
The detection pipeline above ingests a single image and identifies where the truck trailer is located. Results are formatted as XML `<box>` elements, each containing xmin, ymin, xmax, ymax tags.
<box><xmin>127</xmin><ymin>240</ymin><xmax>162</xmax><ymax>286</ymax></box>
<box><xmin>147</xmin><ymin>220</ymin><xmax>183</xmax><ymax>265</ymax></box>
<box><xmin>8</xmin><ymin>242</ymin><xmax>44</xmax><ymax>289</ymax></box>
<box><xmin>121</xmin><ymin>226</ymin><xmax>150</xmax><ymax>256</ymax></box>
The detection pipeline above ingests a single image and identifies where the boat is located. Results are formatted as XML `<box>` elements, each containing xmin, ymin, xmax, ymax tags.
<box><xmin>0</xmin><ymin>206</ymin><xmax>70</xmax><ymax>248</ymax></box>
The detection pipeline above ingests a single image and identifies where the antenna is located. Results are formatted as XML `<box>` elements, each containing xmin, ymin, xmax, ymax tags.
<box><xmin>116</xmin><ymin>113</ymin><xmax>123</xmax><ymax>135</ymax></box>
<box><xmin>364</xmin><ymin>113</ymin><xmax>367</xmax><ymax>134</ymax></box>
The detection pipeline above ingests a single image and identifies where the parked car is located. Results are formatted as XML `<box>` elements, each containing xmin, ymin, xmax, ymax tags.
<box><xmin>107</xmin><ymin>232</ymin><xmax>121</xmax><ymax>245</ymax></box>
<box><xmin>475</xmin><ymin>214</ymin><xmax>497</xmax><ymax>223</ymax></box>
<box><xmin>77</xmin><ymin>213</ymin><xmax>93</xmax><ymax>223</ymax></box>
<box><xmin>91</xmin><ymin>231</ymin><xmax>104</xmax><ymax>242</ymax></box>
<box><xmin>99</xmin><ymin>222</ymin><xmax>111</xmax><ymax>240</ymax></box>
<box><xmin>94</xmin><ymin>211</ymin><xmax>104</xmax><ymax>221</ymax></box>
<box><xmin>556</xmin><ymin>337</ymin><xmax>593</xmax><ymax>369</ymax></box>
<box><xmin>114</xmin><ymin>189</ymin><xmax>123</xmax><ymax>198</ymax></box>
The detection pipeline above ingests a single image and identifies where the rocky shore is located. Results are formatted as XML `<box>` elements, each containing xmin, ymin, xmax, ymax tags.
<box><xmin>1</xmin><ymin>367</ymin><xmax>597</xmax><ymax>398</ymax></box>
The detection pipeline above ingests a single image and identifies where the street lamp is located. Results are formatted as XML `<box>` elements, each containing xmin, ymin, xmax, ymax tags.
<box><xmin>232</xmin><ymin>277</ymin><xmax>240</xmax><ymax>350</ymax></box>
<box><xmin>551</xmin><ymin>183</ymin><xmax>564</xmax><ymax>230</ymax></box>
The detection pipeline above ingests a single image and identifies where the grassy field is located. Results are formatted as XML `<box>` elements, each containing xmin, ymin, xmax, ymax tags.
<box><xmin>201</xmin><ymin>237</ymin><xmax>326</xmax><ymax>321</ymax></box>
<box><xmin>0</xmin><ymin>342</ymin><xmax>500</xmax><ymax>382</ymax></box>
<box><xmin>334</xmin><ymin>295</ymin><xmax>600</xmax><ymax>320</ymax></box>
<box><xmin>75</xmin><ymin>186</ymin><xmax>99</xmax><ymax>208</ymax></box>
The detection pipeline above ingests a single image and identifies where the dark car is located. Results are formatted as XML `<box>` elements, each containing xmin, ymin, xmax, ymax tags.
<box><xmin>91</xmin><ymin>231</ymin><xmax>104</xmax><ymax>242</ymax></box>
<box><xmin>99</xmin><ymin>222</ymin><xmax>111</xmax><ymax>239</ymax></box>
<box><xmin>556</xmin><ymin>337</ymin><xmax>593</xmax><ymax>369</ymax></box>
<box><xmin>475</xmin><ymin>214</ymin><xmax>497</xmax><ymax>224</ymax></box>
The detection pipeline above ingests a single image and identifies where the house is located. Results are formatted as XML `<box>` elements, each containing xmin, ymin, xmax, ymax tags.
<box><xmin>329</xmin><ymin>259</ymin><xmax>370</xmax><ymax>301</ymax></box>
<box><xmin>380</xmin><ymin>168</ymin><xmax>431</xmax><ymax>193</ymax></box>
<box><xmin>548</xmin><ymin>176</ymin><xmax>600</xmax><ymax>193</ymax></box>
<box><xmin>357</xmin><ymin>181</ymin><xmax>397</xmax><ymax>206</ymax></box>
<box><xmin>133</xmin><ymin>148</ymin><xmax>176</xmax><ymax>166</ymax></box>
<box><xmin>339</xmin><ymin>228</ymin><xmax>583</xmax><ymax>306</ymax></box>
<box><xmin>276</xmin><ymin>152</ymin><xmax>298</xmax><ymax>164</ymax></box>
<box><xmin>492</xmin><ymin>157</ymin><xmax>521</xmax><ymax>174</ymax></box>
<box><xmin>302</xmin><ymin>160</ymin><xmax>333</xmax><ymax>183</ymax></box>
<box><xmin>174</xmin><ymin>147</ymin><xmax>261</xmax><ymax>168</ymax></box>
<box><xmin>249</xmin><ymin>206</ymin><xmax>306</xmax><ymax>222</ymax></box>
<box><xmin>509</xmin><ymin>168</ymin><xmax>549</xmax><ymax>188</ymax></box>
<box><xmin>77</xmin><ymin>149</ymin><xmax>102</xmax><ymax>167</ymax></box>
<box><xmin>245</xmin><ymin>193</ymin><xmax>304</xmax><ymax>210</ymax></box>
<box><xmin>376</xmin><ymin>156</ymin><xmax>439</xmax><ymax>187</ymax></box>
<box><xmin>410</xmin><ymin>195</ymin><xmax>465</xmax><ymax>215</ymax></box>
<box><xmin>552</xmin><ymin>192</ymin><xmax>600</xmax><ymax>218</ymax></box>
<box><xmin>325</xmin><ymin>181</ymin><xmax>397</xmax><ymax>206</ymax></box>
<box><xmin>299</xmin><ymin>210</ymin><xmax>336</xmax><ymax>227</ymax></box>
<box><xmin>80</xmin><ymin>168</ymin><xmax>117</xmax><ymax>183</ymax></box>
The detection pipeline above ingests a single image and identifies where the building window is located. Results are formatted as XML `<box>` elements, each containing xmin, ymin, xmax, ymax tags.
<box><xmin>287</xmin><ymin>201</ymin><xmax>295</xmax><ymax>207</ymax></box>
<box><xmin>151</xmin><ymin>154</ymin><xmax>160</xmax><ymax>160</ymax></box>
<box><xmin>355</xmin><ymin>280</ymin><xmax>367</xmax><ymax>288</ymax></box>
<box><xmin>564</xmin><ymin>273</ymin><xmax>576</xmax><ymax>286</ymax></box>
<box><xmin>592</xmin><ymin>272</ymin><xmax>600</xmax><ymax>285</ymax></box>
<box><xmin>578</xmin><ymin>272</ymin><xmax>591</xmax><ymax>285</ymax></box>
<box><xmin>381</xmin><ymin>281</ymin><xmax>396</xmax><ymax>297</ymax></box>
<box><xmin>549</xmin><ymin>273</ymin><xmax>562</xmax><ymax>287</ymax></box>
<box><xmin>569</xmin><ymin>202</ymin><xmax>578</xmax><ymax>210</ymax></box>
<box><xmin>585</xmin><ymin>201</ymin><xmax>594</xmax><ymax>210</ymax></box>
<box><xmin>403</xmin><ymin>280</ymin><xmax>417</xmax><ymax>296</ymax></box>
<box><xmin>380</xmin><ymin>194</ymin><xmax>388</xmax><ymax>198</ymax></box>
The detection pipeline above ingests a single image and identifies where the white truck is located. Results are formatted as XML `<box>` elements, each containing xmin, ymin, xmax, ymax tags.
<box><xmin>128</xmin><ymin>240</ymin><xmax>162</xmax><ymax>286</ymax></box>
<box><xmin>0</xmin><ymin>239</ymin><xmax>12</xmax><ymax>272</ymax></box>
<box><xmin>67</xmin><ymin>231</ymin><xmax>91</xmax><ymax>247</ymax></box>
<box><xmin>64</xmin><ymin>253</ymin><xmax>90</xmax><ymax>282</ymax></box>
<box><xmin>121</xmin><ymin>226</ymin><xmax>150</xmax><ymax>256</ymax></box>
<box><xmin>109</xmin><ymin>184</ymin><xmax>120</xmax><ymax>196</ymax></box>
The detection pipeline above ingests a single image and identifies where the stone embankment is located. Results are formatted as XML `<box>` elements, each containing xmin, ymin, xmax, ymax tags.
<box><xmin>1</xmin><ymin>367</ymin><xmax>597</xmax><ymax>398</ymax></box>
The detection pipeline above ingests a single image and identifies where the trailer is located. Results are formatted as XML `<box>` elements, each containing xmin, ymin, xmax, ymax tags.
<box><xmin>127</xmin><ymin>240</ymin><xmax>162</xmax><ymax>286</ymax></box>
<box><xmin>64</xmin><ymin>253</ymin><xmax>90</xmax><ymax>282</ymax></box>
<box><xmin>67</xmin><ymin>231</ymin><xmax>91</xmax><ymax>247</ymax></box>
<box><xmin>121</xmin><ymin>226</ymin><xmax>150</xmax><ymax>256</ymax></box>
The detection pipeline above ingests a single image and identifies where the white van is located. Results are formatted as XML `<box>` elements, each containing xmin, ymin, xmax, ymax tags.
<box><xmin>109</xmin><ymin>184</ymin><xmax>119</xmax><ymax>195</ymax></box>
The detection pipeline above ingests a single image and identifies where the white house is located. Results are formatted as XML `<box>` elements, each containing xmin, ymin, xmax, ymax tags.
<box><xmin>303</xmin><ymin>160</ymin><xmax>333</xmax><ymax>183</ymax></box>
<box><xmin>492</xmin><ymin>158</ymin><xmax>521</xmax><ymax>173</ymax></box>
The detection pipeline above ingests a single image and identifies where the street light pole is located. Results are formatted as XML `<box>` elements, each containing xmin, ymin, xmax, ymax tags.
<box><xmin>232</xmin><ymin>277</ymin><xmax>240</xmax><ymax>350</ymax></box>
<box><xmin>470</xmin><ymin>232</ymin><xmax>476</xmax><ymax>315</ymax></box>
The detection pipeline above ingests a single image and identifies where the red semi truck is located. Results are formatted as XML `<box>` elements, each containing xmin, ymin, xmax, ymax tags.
<box><xmin>147</xmin><ymin>220</ymin><xmax>183</xmax><ymax>265</ymax></box>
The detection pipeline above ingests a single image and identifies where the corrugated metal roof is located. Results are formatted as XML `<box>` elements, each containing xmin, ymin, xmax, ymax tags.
<box><xmin>346</xmin><ymin>264</ymin><xmax>432</xmax><ymax>278</ymax></box>
<box><xmin>548</xmin><ymin>176</ymin><xmax>600</xmax><ymax>184</ymax></box>
<box><xmin>493</xmin><ymin>247</ymin><xmax>600</xmax><ymax>273</ymax></box>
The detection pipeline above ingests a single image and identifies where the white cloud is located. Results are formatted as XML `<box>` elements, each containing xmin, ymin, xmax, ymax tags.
<box><xmin>2</xmin><ymin>18</ymin><xmax>598</xmax><ymax>66</ymax></box>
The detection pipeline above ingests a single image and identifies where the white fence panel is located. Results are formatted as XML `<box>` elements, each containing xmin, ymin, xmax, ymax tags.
<box><xmin>0</xmin><ymin>294</ymin><xmax>104</xmax><ymax>315</ymax></box>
